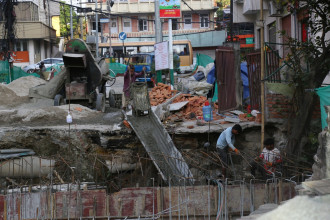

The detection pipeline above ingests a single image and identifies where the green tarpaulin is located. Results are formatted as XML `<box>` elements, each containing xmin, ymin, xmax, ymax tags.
<box><xmin>0</xmin><ymin>61</ymin><xmax>40</xmax><ymax>84</ymax></box>
<box><xmin>194</xmin><ymin>53</ymin><xmax>214</xmax><ymax>68</ymax></box>
<box><xmin>109</xmin><ymin>62</ymin><xmax>127</xmax><ymax>77</ymax></box>
<box><xmin>316</xmin><ymin>85</ymin><xmax>330</xmax><ymax>129</ymax></box>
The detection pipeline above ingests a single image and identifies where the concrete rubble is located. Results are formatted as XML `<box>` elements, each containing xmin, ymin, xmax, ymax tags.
<box><xmin>0</xmin><ymin>73</ymin><xmax>329</xmax><ymax>219</ymax></box>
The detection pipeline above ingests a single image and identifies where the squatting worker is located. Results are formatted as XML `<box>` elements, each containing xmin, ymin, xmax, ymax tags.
<box><xmin>122</xmin><ymin>64</ymin><xmax>146</xmax><ymax>111</ymax></box>
<box><xmin>216</xmin><ymin>124</ymin><xmax>242</xmax><ymax>179</ymax></box>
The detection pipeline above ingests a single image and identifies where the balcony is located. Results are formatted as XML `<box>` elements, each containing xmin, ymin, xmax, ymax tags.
<box><xmin>84</xmin><ymin>0</ymin><xmax>214</xmax><ymax>14</ymax></box>
<box><xmin>0</xmin><ymin>22</ymin><xmax>56</xmax><ymax>40</ymax></box>
<box><xmin>243</xmin><ymin>0</ymin><xmax>268</xmax><ymax>15</ymax></box>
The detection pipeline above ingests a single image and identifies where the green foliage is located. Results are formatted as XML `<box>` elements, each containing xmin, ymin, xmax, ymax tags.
<box><xmin>60</xmin><ymin>2</ymin><xmax>79</xmax><ymax>39</ymax></box>
<box><xmin>283</xmin><ymin>0</ymin><xmax>330</xmax><ymax>154</ymax></box>
<box><xmin>215</xmin><ymin>0</ymin><xmax>230</xmax><ymax>20</ymax></box>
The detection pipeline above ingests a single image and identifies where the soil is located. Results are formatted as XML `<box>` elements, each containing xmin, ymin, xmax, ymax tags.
<box><xmin>0</xmin><ymin>76</ymin><xmax>122</xmax><ymax>127</ymax></box>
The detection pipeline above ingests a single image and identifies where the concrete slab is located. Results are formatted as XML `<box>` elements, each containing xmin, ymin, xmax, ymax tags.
<box><xmin>169</xmin><ymin>101</ymin><xmax>189</xmax><ymax>111</ymax></box>
<box><xmin>302</xmin><ymin>178</ymin><xmax>330</xmax><ymax>195</ymax></box>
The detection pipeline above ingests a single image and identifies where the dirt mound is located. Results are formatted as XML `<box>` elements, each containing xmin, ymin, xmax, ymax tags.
<box><xmin>7</xmin><ymin>76</ymin><xmax>46</xmax><ymax>97</ymax></box>
<box><xmin>14</xmin><ymin>104</ymin><xmax>101</xmax><ymax>123</ymax></box>
<box><xmin>0</xmin><ymin>84</ymin><xmax>28</xmax><ymax>108</ymax></box>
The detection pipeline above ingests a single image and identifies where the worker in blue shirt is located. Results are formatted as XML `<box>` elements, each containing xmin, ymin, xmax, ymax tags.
<box><xmin>216</xmin><ymin>124</ymin><xmax>242</xmax><ymax>179</ymax></box>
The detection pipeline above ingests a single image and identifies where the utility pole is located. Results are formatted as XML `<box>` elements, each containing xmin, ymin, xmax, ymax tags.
<box><xmin>168</xmin><ymin>18</ymin><xmax>174</xmax><ymax>85</ymax></box>
<box><xmin>230</xmin><ymin>0</ymin><xmax>233</xmax><ymax>41</ymax></box>
<box><xmin>95</xmin><ymin>0</ymin><xmax>99</xmax><ymax>57</ymax></box>
<box><xmin>107</xmin><ymin>0</ymin><xmax>114</xmax><ymax>57</ymax></box>
<box><xmin>70</xmin><ymin>0</ymin><xmax>73</xmax><ymax>38</ymax></box>
<box><xmin>80</xmin><ymin>0</ymin><xmax>83</xmax><ymax>39</ymax></box>
<box><xmin>154</xmin><ymin>0</ymin><xmax>163</xmax><ymax>83</ymax></box>
<box><xmin>260</xmin><ymin>0</ymin><xmax>265</xmax><ymax>150</ymax></box>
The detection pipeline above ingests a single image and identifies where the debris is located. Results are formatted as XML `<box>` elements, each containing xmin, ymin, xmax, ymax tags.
<box><xmin>169</xmin><ymin>101</ymin><xmax>189</xmax><ymax>111</ymax></box>
<box><xmin>0</xmin><ymin>156</ymin><xmax>55</xmax><ymax>178</ymax></box>
<box><xmin>123</xmin><ymin>120</ymin><xmax>131</xmax><ymax>129</ymax></box>
<box><xmin>54</xmin><ymin>170</ymin><xmax>65</xmax><ymax>184</ymax></box>
<box><xmin>187</xmin><ymin>125</ymin><xmax>194</xmax><ymax>129</ymax></box>
<box><xmin>0</xmin><ymin>149</ymin><xmax>35</xmax><ymax>159</ymax></box>
<box><xmin>230</xmin><ymin>110</ymin><xmax>245</xmax><ymax>115</ymax></box>
<box><xmin>224</xmin><ymin>117</ymin><xmax>240</xmax><ymax>123</ymax></box>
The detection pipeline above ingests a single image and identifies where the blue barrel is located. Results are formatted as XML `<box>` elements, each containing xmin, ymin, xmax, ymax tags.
<box><xmin>203</xmin><ymin>101</ymin><xmax>213</xmax><ymax>122</ymax></box>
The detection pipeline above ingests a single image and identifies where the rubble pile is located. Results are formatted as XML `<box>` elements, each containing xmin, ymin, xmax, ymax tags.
<box><xmin>149</xmin><ymin>83</ymin><xmax>177</xmax><ymax>106</ymax></box>
<box><xmin>149</xmin><ymin>83</ymin><xmax>224</xmax><ymax>121</ymax></box>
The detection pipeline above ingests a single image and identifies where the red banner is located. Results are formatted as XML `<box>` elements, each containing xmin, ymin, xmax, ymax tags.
<box><xmin>160</xmin><ymin>9</ymin><xmax>181</xmax><ymax>18</ymax></box>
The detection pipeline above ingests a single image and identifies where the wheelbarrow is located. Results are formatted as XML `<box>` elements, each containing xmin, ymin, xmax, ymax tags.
<box><xmin>130</xmin><ymin>82</ymin><xmax>151</xmax><ymax>116</ymax></box>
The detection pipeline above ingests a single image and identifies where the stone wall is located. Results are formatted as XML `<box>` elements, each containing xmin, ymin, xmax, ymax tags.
<box><xmin>266</xmin><ymin>83</ymin><xmax>321</xmax><ymax>121</ymax></box>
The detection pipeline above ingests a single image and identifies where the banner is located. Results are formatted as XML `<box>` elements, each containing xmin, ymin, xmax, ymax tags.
<box><xmin>155</xmin><ymin>41</ymin><xmax>169</xmax><ymax>71</ymax></box>
<box><xmin>159</xmin><ymin>0</ymin><xmax>181</xmax><ymax>18</ymax></box>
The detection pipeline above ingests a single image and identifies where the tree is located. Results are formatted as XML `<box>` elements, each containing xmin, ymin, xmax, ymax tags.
<box><xmin>60</xmin><ymin>2</ymin><xmax>79</xmax><ymax>39</ymax></box>
<box><xmin>283</xmin><ymin>0</ymin><xmax>330</xmax><ymax>155</ymax></box>
<box><xmin>215</xmin><ymin>0</ymin><xmax>230</xmax><ymax>29</ymax></box>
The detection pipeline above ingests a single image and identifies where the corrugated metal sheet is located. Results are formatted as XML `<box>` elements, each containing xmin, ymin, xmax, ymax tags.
<box><xmin>216</xmin><ymin>47</ymin><xmax>238</xmax><ymax>112</ymax></box>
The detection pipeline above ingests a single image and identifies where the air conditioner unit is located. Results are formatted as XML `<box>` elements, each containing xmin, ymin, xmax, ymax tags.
<box><xmin>233</xmin><ymin>0</ymin><xmax>244</xmax><ymax>3</ymax></box>
<box><xmin>269</xmin><ymin>1</ymin><xmax>282</xmax><ymax>17</ymax></box>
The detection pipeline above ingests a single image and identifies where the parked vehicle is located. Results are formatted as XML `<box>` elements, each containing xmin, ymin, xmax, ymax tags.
<box><xmin>23</xmin><ymin>58</ymin><xmax>63</xmax><ymax>73</ymax></box>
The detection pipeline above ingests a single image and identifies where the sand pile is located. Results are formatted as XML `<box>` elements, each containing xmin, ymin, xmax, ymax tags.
<box><xmin>257</xmin><ymin>195</ymin><xmax>330</xmax><ymax>220</ymax></box>
<box><xmin>7</xmin><ymin>76</ymin><xmax>46</xmax><ymax>97</ymax></box>
<box><xmin>14</xmin><ymin>104</ymin><xmax>100</xmax><ymax>123</ymax></box>
<box><xmin>0</xmin><ymin>84</ymin><xmax>28</xmax><ymax>108</ymax></box>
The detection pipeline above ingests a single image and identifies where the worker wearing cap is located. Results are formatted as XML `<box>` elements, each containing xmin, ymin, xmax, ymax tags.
<box><xmin>216</xmin><ymin>124</ymin><xmax>242</xmax><ymax>179</ymax></box>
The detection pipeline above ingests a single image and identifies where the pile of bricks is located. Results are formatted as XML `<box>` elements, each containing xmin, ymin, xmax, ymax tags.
<box><xmin>238</xmin><ymin>113</ymin><xmax>256</xmax><ymax>122</ymax></box>
<box><xmin>149</xmin><ymin>83</ymin><xmax>221</xmax><ymax>121</ymax></box>
<box><xmin>149</xmin><ymin>83</ymin><xmax>177</xmax><ymax>106</ymax></box>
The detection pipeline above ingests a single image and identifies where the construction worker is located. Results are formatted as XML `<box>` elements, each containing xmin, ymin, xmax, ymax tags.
<box><xmin>37</xmin><ymin>61</ymin><xmax>46</xmax><ymax>80</ymax></box>
<box><xmin>216</xmin><ymin>124</ymin><xmax>242</xmax><ymax>179</ymax></box>
<box><xmin>122</xmin><ymin>64</ymin><xmax>146</xmax><ymax>111</ymax></box>
<box><xmin>250</xmin><ymin>138</ymin><xmax>282</xmax><ymax>179</ymax></box>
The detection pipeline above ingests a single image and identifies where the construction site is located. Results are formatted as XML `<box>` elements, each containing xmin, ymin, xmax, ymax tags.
<box><xmin>0</xmin><ymin>35</ymin><xmax>329</xmax><ymax>220</ymax></box>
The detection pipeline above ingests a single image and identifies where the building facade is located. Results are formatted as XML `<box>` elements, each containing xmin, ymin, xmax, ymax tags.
<box><xmin>0</xmin><ymin>0</ymin><xmax>59</xmax><ymax>67</ymax></box>
<box><xmin>233</xmin><ymin>0</ymin><xmax>308</xmax><ymax>58</ymax></box>
<box><xmin>82</xmin><ymin>0</ymin><xmax>225</xmax><ymax>58</ymax></box>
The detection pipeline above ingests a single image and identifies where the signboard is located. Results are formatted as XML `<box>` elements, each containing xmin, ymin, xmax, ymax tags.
<box><xmin>119</xmin><ymin>32</ymin><xmax>127</xmax><ymax>41</ymax></box>
<box><xmin>0</xmin><ymin>51</ymin><xmax>29</xmax><ymax>63</ymax></box>
<box><xmin>155</xmin><ymin>41</ymin><xmax>169</xmax><ymax>71</ymax></box>
<box><xmin>246</xmin><ymin>37</ymin><xmax>254</xmax><ymax>44</ymax></box>
<box><xmin>100</xmin><ymin>18</ymin><xmax>110</xmax><ymax>23</ymax></box>
<box><xmin>159</xmin><ymin>0</ymin><xmax>181</xmax><ymax>18</ymax></box>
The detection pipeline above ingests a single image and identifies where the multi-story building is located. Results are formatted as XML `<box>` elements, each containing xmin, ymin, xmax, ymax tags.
<box><xmin>82</xmin><ymin>0</ymin><xmax>226</xmax><ymax>58</ymax></box>
<box><xmin>233</xmin><ymin>0</ymin><xmax>308</xmax><ymax>58</ymax></box>
<box><xmin>0</xmin><ymin>0</ymin><xmax>59</xmax><ymax>67</ymax></box>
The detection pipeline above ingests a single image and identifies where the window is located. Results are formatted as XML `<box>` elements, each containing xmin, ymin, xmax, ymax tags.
<box><xmin>110</xmin><ymin>18</ymin><xmax>117</xmax><ymax>33</ymax></box>
<box><xmin>172</xmin><ymin>19</ymin><xmax>178</xmax><ymax>30</ymax></box>
<box><xmin>14</xmin><ymin>40</ymin><xmax>28</xmax><ymax>51</ymax></box>
<box><xmin>123</xmin><ymin>18</ymin><xmax>131</xmax><ymax>32</ymax></box>
<box><xmin>200</xmin><ymin>14</ymin><xmax>209</xmax><ymax>28</ymax></box>
<box><xmin>138</xmin><ymin>17</ymin><xmax>148</xmax><ymax>31</ymax></box>
<box><xmin>92</xmin><ymin>21</ymin><xmax>101</xmax><ymax>32</ymax></box>
<box><xmin>268</xmin><ymin>22</ymin><xmax>276</xmax><ymax>50</ymax></box>
<box><xmin>173</xmin><ymin>44</ymin><xmax>189</xmax><ymax>55</ymax></box>
<box><xmin>184</xmin><ymin>14</ymin><xmax>192</xmax><ymax>29</ymax></box>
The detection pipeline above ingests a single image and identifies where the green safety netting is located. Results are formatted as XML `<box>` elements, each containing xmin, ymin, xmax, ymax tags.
<box><xmin>109</xmin><ymin>62</ymin><xmax>127</xmax><ymax>77</ymax></box>
<box><xmin>316</xmin><ymin>85</ymin><xmax>330</xmax><ymax>129</ymax></box>
<box><xmin>194</xmin><ymin>53</ymin><xmax>214</xmax><ymax>69</ymax></box>
<box><xmin>0</xmin><ymin>61</ymin><xmax>40</xmax><ymax>84</ymax></box>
